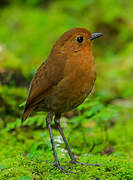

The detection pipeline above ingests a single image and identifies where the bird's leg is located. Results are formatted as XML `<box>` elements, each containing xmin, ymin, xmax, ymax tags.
<box><xmin>46</xmin><ymin>112</ymin><xmax>73</xmax><ymax>174</ymax></box>
<box><xmin>54</xmin><ymin>114</ymin><xmax>76</xmax><ymax>162</ymax></box>
<box><xmin>54</xmin><ymin>114</ymin><xmax>100</xmax><ymax>167</ymax></box>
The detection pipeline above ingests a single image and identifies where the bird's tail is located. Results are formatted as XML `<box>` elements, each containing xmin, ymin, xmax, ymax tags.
<box><xmin>21</xmin><ymin>106</ymin><xmax>34</xmax><ymax>122</ymax></box>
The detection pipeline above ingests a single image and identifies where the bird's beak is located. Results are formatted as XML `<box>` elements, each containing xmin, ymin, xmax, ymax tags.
<box><xmin>89</xmin><ymin>33</ymin><xmax>104</xmax><ymax>40</ymax></box>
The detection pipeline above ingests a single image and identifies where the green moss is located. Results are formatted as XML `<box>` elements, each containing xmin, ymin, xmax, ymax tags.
<box><xmin>0</xmin><ymin>110</ymin><xmax>133</xmax><ymax>179</ymax></box>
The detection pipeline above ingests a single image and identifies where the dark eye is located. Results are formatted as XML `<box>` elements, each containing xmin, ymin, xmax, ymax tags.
<box><xmin>77</xmin><ymin>36</ymin><xmax>83</xmax><ymax>43</ymax></box>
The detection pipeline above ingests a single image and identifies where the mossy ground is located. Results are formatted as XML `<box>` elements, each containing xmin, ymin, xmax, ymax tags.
<box><xmin>0</xmin><ymin>106</ymin><xmax>133</xmax><ymax>180</ymax></box>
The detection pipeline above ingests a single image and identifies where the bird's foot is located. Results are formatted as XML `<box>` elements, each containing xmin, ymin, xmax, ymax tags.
<box><xmin>69</xmin><ymin>159</ymin><xmax>100</xmax><ymax>167</ymax></box>
<box><xmin>43</xmin><ymin>160</ymin><xmax>55</xmax><ymax>165</ymax></box>
<box><xmin>44</xmin><ymin>160</ymin><xmax>74</xmax><ymax>174</ymax></box>
<box><xmin>55</xmin><ymin>162</ymin><xmax>74</xmax><ymax>174</ymax></box>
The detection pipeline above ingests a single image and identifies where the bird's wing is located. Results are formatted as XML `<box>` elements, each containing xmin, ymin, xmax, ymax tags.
<box><xmin>22</xmin><ymin>53</ymin><xmax>66</xmax><ymax>121</ymax></box>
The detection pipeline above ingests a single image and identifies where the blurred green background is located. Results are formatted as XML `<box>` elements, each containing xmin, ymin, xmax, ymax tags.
<box><xmin>0</xmin><ymin>0</ymin><xmax>133</xmax><ymax>179</ymax></box>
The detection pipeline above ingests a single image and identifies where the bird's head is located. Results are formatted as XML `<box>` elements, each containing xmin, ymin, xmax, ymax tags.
<box><xmin>52</xmin><ymin>28</ymin><xmax>103</xmax><ymax>54</ymax></box>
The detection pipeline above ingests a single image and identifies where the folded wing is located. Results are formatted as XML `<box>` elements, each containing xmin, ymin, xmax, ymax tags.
<box><xmin>22</xmin><ymin>54</ymin><xmax>66</xmax><ymax>122</ymax></box>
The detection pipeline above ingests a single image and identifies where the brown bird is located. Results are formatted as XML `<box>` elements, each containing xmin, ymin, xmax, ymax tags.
<box><xmin>22</xmin><ymin>28</ymin><xmax>103</xmax><ymax>173</ymax></box>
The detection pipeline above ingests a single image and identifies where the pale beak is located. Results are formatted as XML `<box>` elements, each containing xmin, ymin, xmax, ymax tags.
<box><xmin>89</xmin><ymin>33</ymin><xmax>104</xmax><ymax>40</ymax></box>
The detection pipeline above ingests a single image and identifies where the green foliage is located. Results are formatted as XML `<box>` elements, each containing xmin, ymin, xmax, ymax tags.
<box><xmin>22</xmin><ymin>176</ymin><xmax>32</xmax><ymax>180</ymax></box>
<box><xmin>1</xmin><ymin>117</ymin><xmax>133</xmax><ymax>179</ymax></box>
<box><xmin>0</xmin><ymin>45</ymin><xmax>23</xmax><ymax>70</ymax></box>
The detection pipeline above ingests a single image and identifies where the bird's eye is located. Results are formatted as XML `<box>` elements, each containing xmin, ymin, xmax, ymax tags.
<box><xmin>77</xmin><ymin>36</ymin><xmax>83</xmax><ymax>43</ymax></box>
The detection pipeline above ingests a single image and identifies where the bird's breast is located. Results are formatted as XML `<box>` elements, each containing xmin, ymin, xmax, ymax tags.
<box><xmin>37</xmin><ymin>52</ymin><xmax>96</xmax><ymax>113</ymax></box>
<box><xmin>49</xmin><ymin>55</ymin><xmax>96</xmax><ymax>112</ymax></box>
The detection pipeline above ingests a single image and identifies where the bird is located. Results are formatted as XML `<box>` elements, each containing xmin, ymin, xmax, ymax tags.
<box><xmin>22</xmin><ymin>28</ymin><xmax>103</xmax><ymax>173</ymax></box>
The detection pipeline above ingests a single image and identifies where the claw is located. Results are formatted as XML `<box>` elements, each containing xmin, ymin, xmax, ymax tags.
<box><xmin>55</xmin><ymin>163</ymin><xmax>75</xmax><ymax>174</ymax></box>
<box><xmin>44</xmin><ymin>160</ymin><xmax>75</xmax><ymax>174</ymax></box>
<box><xmin>69</xmin><ymin>160</ymin><xmax>100</xmax><ymax>167</ymax></box>
<box><xmin>43</xmin><ymin>160</ymin><xmax>55</xmax><ymax>165</ymax></box>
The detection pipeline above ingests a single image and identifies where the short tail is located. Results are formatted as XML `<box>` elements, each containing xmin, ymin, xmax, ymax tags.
<box><xmin>22</xmin><ymin>107</ymin><xmax>34</xmax><ymax>123</ymax></box>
